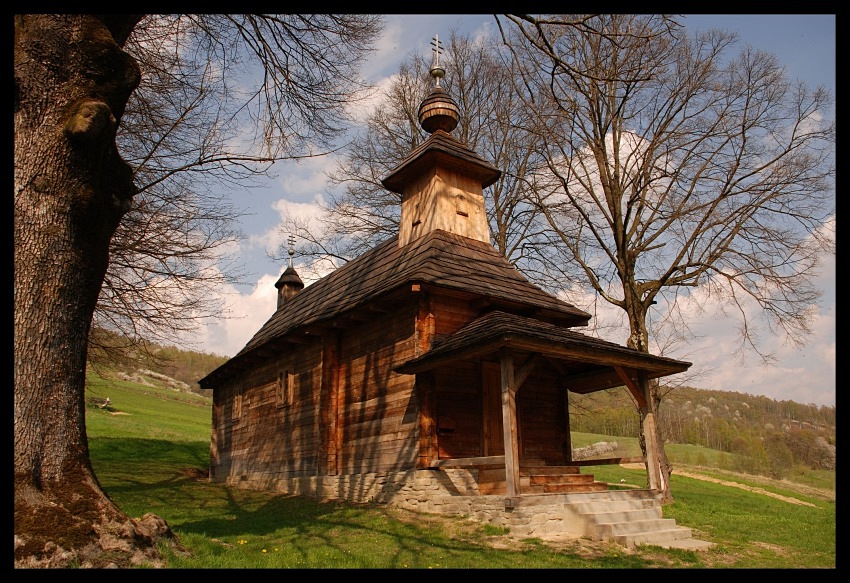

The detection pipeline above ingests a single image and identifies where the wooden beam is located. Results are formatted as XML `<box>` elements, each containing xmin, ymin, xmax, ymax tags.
<box><xmin>571</xmin><ymin>456</ymin><xmax>646</xmax><ymax>466</ymax></box>
<box><xmin>505</xmin><ymin>337</ymin><xmax>688</xmax><ymax>375</ymax></box>
<box><xmin>321</xmin><ymin>332</ymin><xmax>340</xmax><ymax>476</ymax></box>
<box><xmin>500</xmin><ymin>348</ymin><xmax>521</xmax><ymax>499</ymax></box>
<box><xmin>615</xmin><ymin>366</ymin><xmax>647</xmax><ymax>408</ymax></box>
<box><xmin>417</xmin><ymin>372</ymin><xmax>437</xmax><ymax>468</ymax></box>
<box><xmin>416</xmin><ymin>292</ymin><xmax>434</xmax><ymax>356</ymax></box>
<box><xmin>514</xmin><ymin>353</ymin><xmax>539</xmax><ymax>390</ymax></box>
<box><xmin>332</xmin><ymin>357</ymin><xmax>346</xmax><ymax>477</ymax></box>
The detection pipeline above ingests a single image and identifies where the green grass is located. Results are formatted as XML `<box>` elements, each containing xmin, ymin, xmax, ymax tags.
<box><xmin>85</xmin><ymin>372</ymin><xmax>211</xmax><ymax>442</ymax></box>
<box><xmin>662</xmin><ymin>475</ymin><xmax>835</xmax><ymax>568</ymax></box>
<box><xmin>85</xmin><ymin>372</ymin><xmax>837</xmax><ymax>569</ymax></box>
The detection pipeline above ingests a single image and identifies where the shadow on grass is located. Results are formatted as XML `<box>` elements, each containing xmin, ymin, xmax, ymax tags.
<box><xmin>90</xmin><ymin>438</ymin><xmax>678</xmax><ymax>568</ymax></box>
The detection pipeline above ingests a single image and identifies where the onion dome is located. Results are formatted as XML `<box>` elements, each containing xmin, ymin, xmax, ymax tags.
<box><xmin>274</xmin><ymin>235</ymin><xmax>304</xmax><ymax>308</ymax></box>
<box><xmin>418</xmin><ymin>34</ymin><xmax>459</xmax><ymax>134</ymax></box>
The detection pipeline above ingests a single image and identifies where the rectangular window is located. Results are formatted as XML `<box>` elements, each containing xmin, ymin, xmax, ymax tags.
<box><xmin>277</xmin><ymin>370</ymin><xmax>297</xmax><ymax>408</ymax></box>
<box><xmin>232</xmin><ymin>385</ymin><xmax>243</xmax><ymax>421</ymax></box>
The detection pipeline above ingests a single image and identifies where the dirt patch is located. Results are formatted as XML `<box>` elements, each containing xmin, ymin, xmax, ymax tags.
<box><xmin>183</xmin><ymin>468</ymin><xmax>210</xmax><ymax>481</ymax></box>
<box><xmin>619</xmin><ymin>463</ymin><xmax>828</xmax><ymax>508</ymax></box>
<box><xmin>385</xmin><ymin>505</ymin><xmax>633</xmax><ymax>554</ymax></box>
<box><xmin>672</xmin><ymin>470</ymin><xmax>820</xmax><ymax>507</ymax></box>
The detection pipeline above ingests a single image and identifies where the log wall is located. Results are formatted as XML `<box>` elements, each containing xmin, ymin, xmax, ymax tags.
<box><xmin>210</xmin><ymin>341</ymin><xmax>325</xmax><ymax>481</ymax></box>
<box><xmin>337</xmin><ymin>302</ymin><xmax>420</xmax><ymax>474</ymax></box>
<box><xmin>210</xmin><ymin>289</ymin><xmax>569</xmax><ymax>490</ymax></box>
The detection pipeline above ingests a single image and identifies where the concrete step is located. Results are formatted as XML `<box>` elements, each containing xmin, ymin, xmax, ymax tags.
<box><xmin>570</xmin><ymin>493</ymin><xmax>714</xmax><ymax>551</ymax></box>
<box><xmin>516</xmin><ymin>488</ymin><xmax>660</xmax><ymax>507</ymax></box>
<box><xmin>590</xmin><ymin>508</ymin><xmax>662</xmax><ymax>524</ymax></box>
<box><xmin>571</xmin><ymin>499</ymin><xmax>661</xmax><ymax>516</ymax></box>
<box><xmin>594</xmin><ymin>517</ymin><xmax>681</xmax><ymax>537</ymax></box>
<box><xmin>495</xmin><ymin>490</ymin><xmax>714</xmax><ymax>551</ymax></box>
<box><xmin>612</xmin><ymin>526</ymin><xmax>696</xmax><ymax>549</ymax></box>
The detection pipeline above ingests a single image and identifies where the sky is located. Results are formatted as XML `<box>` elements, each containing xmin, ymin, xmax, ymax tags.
<box><xmin>184</xmin><ymin>14</ymin><xmax>836</xmax><ymax>408</ymax></box>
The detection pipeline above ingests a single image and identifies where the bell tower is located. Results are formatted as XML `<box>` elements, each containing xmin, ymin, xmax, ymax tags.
<box><xmin>381</xmin><ymin>34</ymin><xmax>500</xmax><ymax>247</ymax></box>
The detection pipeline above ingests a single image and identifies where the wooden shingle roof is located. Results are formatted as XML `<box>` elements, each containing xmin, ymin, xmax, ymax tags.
<box><xmin>381</xmin><ymin>129</ymin><xmax>501</xmax><ymax>194</ymax></box>
<box><xmin>395</xmin><ymin>310</ymin><xmax>691</xmax><ymax>393</ymax></box>
<box><xmin>200</xmin><ymin>230</ymin><xmax>591</xmax><ymax>386</ymax></box>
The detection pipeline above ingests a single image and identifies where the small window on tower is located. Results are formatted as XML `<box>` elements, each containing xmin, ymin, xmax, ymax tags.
<box><xmin>412</xmin><ymin>200</ymin><xmax>422</xmax><ymax>227</ymax></box>
<box><xmin>456</xmin><ymin>193</ymin><xmax>468</xmax><ymax>217</ymax></box>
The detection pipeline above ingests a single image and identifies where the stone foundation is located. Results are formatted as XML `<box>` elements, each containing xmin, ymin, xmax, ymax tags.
<box><xmin>222</xmin><ymin>468</ymin><xmax>612</xmax><ymax>538</ymax></box>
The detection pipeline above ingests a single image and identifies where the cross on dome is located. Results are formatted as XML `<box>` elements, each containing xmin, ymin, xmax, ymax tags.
<box><xmin>287</xmin><ymin>234</ymin><xmax>296</xmax><ymax>268</ymax></box>
<box><xmin>430</xmin><ymin>34</ymin><xmax>445</xmax><ymax>87</ymax></box>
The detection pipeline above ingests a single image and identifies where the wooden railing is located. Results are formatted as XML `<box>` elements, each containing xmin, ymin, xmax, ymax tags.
<box><xmin>428</xmin><ymin>455</ymin><xmax>505</xmax><ymax>469</ymax></box>
<box><xmin>570</xmin><ymin>456</ymin><xmax>646</xmax><ymax>467</ymax></box>
<box><xmin>428</xmin><ymin>455</ymin><xmax>646</xmax><ymax>469</ymax></box>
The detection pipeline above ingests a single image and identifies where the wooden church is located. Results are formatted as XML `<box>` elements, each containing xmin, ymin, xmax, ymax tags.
<box><xmin>199</xmin><ymin>40</ymin><xmax>696</xmax><ymax>543</ymax></box>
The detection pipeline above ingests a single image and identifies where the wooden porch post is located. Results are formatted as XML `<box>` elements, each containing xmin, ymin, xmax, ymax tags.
<box><xmin>616</xmin><ymin>367</ymin><xmax>662</xmax><ymax>492</ymax></box>
<box><xmin>321</xmin><ymin>331</ymin><xmax>340</xmax><ymax>477</ymax></box>
<box><xmin>639</xmin><ymin>371</ymin><xmax>663</xmax><ymax>491</ymax></box>
<box><xmin>415</xmin><ymin>290</ymin><xmax>437</xmax><ymax>468</ymax></box>
<box><xmin>499</xmin><ymin>348</ymin><xmax>521</xmax><ymax>503</ymax></box>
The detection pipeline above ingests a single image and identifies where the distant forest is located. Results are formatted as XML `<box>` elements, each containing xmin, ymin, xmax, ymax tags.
<box><xmin>570</xmin><ymin>386</ymin><xmax>835</xmax><ymax>476</ymax></box>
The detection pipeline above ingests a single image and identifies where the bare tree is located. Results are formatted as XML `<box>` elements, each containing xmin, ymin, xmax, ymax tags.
<box><xmin>14</xmin><ymin>14</ymin><xmax>382</xmax><ymax>567</ymax></box>
<box><xmin>92</xmin><ymin>14</ymin><xmax>383</xmax><ymax>363</ymax></box>
<box><xmin>497</xmin><ymin>14</ymin><xmax>835</xmax><ymax>500</ymax></box>
<box><xmin>277</xmin><ymin>30</ymin><xmax>549</xmax><ymax>279</ymax></box>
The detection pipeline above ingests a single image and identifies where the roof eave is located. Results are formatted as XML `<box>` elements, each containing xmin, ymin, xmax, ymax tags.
<box><xmin>394</xmin><ymin>331</ymin><xmax>691</xmax><ymax>381</ymax></box>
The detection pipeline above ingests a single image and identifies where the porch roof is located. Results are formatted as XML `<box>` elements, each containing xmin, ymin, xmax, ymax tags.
<box><xmin>394</xmin><ymin>310</ymin><xmax>691</xmax><ymax>393</ymax></box>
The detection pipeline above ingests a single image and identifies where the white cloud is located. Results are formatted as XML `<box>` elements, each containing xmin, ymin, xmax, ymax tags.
<box><xmin>553</xmin><ymin>236</ymin><xmax>835</xmax><ymax>407</ymax></box>
<box><xmin>652</xmin><ymin>253</ymin><xmax>834</xmax><ymax>407</ymax></box>
<box><xmin>270</xmin><ymin>156</ymin><xmax>339</xmax><ymax>203</ymax></box>
<box><xmin>189</xmin><ymin>274</ymin><xmax>279</xmax><ymax>358</ymax></box>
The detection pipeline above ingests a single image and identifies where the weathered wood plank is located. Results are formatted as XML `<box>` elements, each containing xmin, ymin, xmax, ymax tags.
<box><xmin>428</xmin><ymin>455</ymin><xmax>506</xmax><ymax>468</ymax></box>
<box><xmin>500</xmin><ymin>348</ymin><xmax>520</xmax><ymax>498</ymax></box>
<box><xmin>570</xmin><ymin>456</ymin><xmax>646</xmax><ymax>466</ymax></box>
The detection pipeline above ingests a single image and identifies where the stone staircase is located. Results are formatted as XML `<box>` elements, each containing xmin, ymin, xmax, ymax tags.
<box><xmin>418</xmin><ymin>464</ymin><xmax>714</xmax><ymax>551</ymax></box>
<box><xmin>504</xmin><ymin>489</ymin><xmax>715</xmax><ymax>550</ymax></box>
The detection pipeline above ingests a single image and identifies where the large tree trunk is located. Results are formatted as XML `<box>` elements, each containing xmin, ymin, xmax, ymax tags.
<box><xmin>643</xmin><ymin>380</ymin><xmax>673</xmax><ymax>502</ymax></box>
<box><xmin>625</xmin><ymin>296</ymin><xmax>674</xmax><ymax>502</ymax></box>
<box><xmin>14</xmin><ymin>14</ymin><xmax>176</xmax><ymax>568</ymax></box>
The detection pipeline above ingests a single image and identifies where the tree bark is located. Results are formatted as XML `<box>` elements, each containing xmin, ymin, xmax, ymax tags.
<box><xmin>649</xmin><ymin>381</ymin><xmax>673</xmax><ymax>502</ymax></box>
<box><xmin>625</xmin><ymin>295</ymin><xmax>674</xmax><ymax>502</ymax></box>
<box><xmin>14</xmin><ymin>14</ymin><xmax>176</xmax><ymax>568</ymax></box>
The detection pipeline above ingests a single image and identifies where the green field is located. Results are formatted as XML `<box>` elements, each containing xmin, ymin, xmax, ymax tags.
<box><xmin>84</xmin><ymin>371</ymin><xmax>836</xmax><ymax>569</ymax></box>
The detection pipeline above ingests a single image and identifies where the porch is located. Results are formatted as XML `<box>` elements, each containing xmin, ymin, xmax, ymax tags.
<box><xmin>428</xmin><ymin>454</ymin><xmax>648</xmax><ymax>498</ymax></box>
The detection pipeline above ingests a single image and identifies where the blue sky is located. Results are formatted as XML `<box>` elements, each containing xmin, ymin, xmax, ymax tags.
<box><xmin>188</xmin><ymin>14</ymin><xmax>836</xmax><ymax>408</ymax></box>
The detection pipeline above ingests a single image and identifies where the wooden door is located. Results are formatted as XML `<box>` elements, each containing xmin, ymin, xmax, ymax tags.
<box><xmin>482</xmin><ymin>362</ymin><xmax>504</xmax><ymax>456</ymax></box>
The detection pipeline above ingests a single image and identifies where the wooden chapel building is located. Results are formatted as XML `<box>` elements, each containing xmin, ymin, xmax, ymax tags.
<box><xmin>199</xmin><ymin>47</ymin><xmax>694</xmax><ymax>539</ymax></box>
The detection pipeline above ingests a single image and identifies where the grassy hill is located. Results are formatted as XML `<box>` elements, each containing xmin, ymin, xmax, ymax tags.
<box><xmin>82</xmin><ymin>367</ymin><xmax>836</xmax><ymax>568</ymax></box>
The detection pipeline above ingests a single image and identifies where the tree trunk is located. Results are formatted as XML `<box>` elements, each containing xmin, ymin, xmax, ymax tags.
<box><xmin>14</xmin><ymin>14</ymin><xmax>176</xmax><ymax>568</ymax></box>
<box><xmin>625</xmin><ymin>294</ymin><xmax>674</xmax><ymax>502</ymax></box>
<box><xmin>647</xmin><ymin>380</ymin><xmax>673</xmax><ymax>502</ymax></box>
